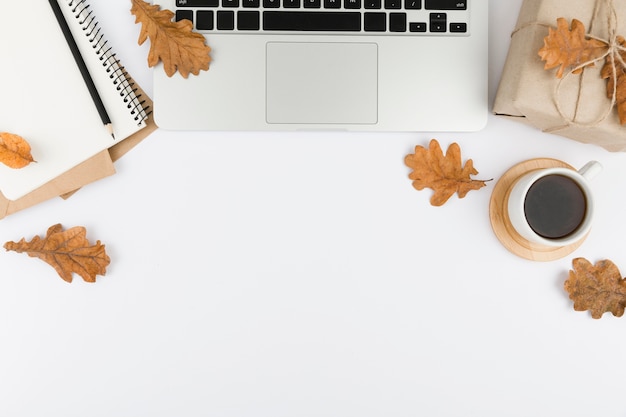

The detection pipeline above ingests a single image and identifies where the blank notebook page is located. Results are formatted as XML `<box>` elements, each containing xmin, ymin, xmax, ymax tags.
<box><xmin>0</xmin><ymin>0</ymin><xmax>146</xmax><ymax>201</ymax></box>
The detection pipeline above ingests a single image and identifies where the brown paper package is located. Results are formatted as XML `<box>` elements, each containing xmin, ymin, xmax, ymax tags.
<box><xmin>493</xmin><ymin>0</ymin><xmax>626</xmax><ymax>152</ymax></box>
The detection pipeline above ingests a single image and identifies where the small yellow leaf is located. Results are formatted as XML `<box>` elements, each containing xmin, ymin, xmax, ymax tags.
<box><xmin>0</xmin><ymin>132</ymin><xmax>35</xmax><ymax>169</ymax></box>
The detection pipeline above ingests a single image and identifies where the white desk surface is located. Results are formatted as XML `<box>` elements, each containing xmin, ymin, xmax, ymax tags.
<box><xmin>2</xmin><ymin>1</ymin><xmax>626</xmax><ymax>416</ymax></box>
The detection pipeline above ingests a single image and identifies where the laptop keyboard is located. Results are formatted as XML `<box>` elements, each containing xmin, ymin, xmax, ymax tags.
<box><xmin>175</xmin><ymin>0</ymin><xmax>469</xmax><ymax>34</ymax></box>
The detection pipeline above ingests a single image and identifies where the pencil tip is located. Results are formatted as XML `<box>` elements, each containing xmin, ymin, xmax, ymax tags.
<box><xmin>105</xmin><ymin>123</ymin><xmax>115</xmax><ymax>139</ymax></box>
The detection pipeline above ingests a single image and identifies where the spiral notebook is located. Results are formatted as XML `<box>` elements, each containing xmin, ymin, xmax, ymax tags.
<box><xmin>0</xmin><ymin>0</ymin><xmax>150</xmax><ymax>201</ymax></box>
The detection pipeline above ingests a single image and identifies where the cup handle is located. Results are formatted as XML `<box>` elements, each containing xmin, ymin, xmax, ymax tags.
<box><xmin>578</xmin><ymin>161</ymin><xmax>603</xmax><ymax>181</ymax></box>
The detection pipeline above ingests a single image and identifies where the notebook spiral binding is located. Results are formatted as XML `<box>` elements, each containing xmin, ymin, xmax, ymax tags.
<box><xmin>68</xmin><ymin>0</ymin><xmax>150</xmax><ymax>125</ymax></box>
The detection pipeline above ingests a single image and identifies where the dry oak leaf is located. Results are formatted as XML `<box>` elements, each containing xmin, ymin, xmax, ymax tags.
<box><xmin>538</xmin><ymin>18</ymin><xmax>608</xmax><ymax>78</ymax></box>
<box><xmin>4</xmin><ymin>224</ymin><xmax>110</xmax><ymax>283</ymax></box>
<box><xmin>564</xmin><ymin>258</ymin><xmax>626</xmax><ymax>319</ymax></box>
<box><xmin>0</xmin><ymin>132</ymin><xmax>35</xmax><ymax>169</ymax></box>
<box><xmin>404</xmin><ymin>139</ymin><xmax>489</xmax><ymax>206</ymax></box>
<box><xmin>130</xmin><ymin>0</ymin><xmax>211</xmax><ymax>78</ymax></box>
<box><xmin>601</xmin><ymin>35</ymin><xmax>626</xmax><ymax>124</ymax></box>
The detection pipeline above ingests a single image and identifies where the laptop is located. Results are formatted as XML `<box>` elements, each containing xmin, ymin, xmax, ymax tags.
<box><xmin>152</xmin><ymin>0</ymin><xmax>488</xmax><ymax>132</ymax></box>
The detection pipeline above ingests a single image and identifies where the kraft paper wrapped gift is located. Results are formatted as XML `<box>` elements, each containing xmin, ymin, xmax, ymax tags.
<box><xmin>493</xmin><ymin>0</ymin><xmax>626</xmax><ymax>152</ymax></box>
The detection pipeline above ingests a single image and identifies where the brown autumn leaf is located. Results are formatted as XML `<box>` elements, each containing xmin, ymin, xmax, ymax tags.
<box><xmin>601</xmin><ymin>35</ymin><xmax>626</xmax><ymax>124</ymax></box>
<box><xmin>564</xmin><ymin>258</ymin><xmax>626</xmax><ymax>319</ymax></box>
<box><xmin>4</xmin><ymin>224</ymin><xmax>110</xmax><ymax>283</ymax></box>
<box><xmin>538</xmin><ymin>18</ymin><xmax>608</xmax><ymax>78</ymax></box>
<box><xmin>404</xmin><ymin>139</ymin><xmax>489</xmax><ymax>206</ymax></box>
<box><xmin>130</xmin><ymin>0</ymin><xmax>211</xmax><ymax>78</ymax></box>
<box><xmin>0</xmin><ymin>132</ymin><xmax>35</xmax><ymax>169</ymax></box>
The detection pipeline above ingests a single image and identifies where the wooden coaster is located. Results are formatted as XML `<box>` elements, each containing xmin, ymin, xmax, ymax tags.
<box><xmin>489</xmin><ymin>158</ymin><xmax>588</xmax><ymax>261</ymax></box>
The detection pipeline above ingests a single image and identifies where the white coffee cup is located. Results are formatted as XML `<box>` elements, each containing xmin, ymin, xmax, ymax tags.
<box><xmin>507</xmin><ymin>161</ymin><xmax>602</xmax><ymax>247</ymax></box>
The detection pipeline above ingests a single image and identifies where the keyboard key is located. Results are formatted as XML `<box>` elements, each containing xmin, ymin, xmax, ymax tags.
<box><xmin>177</xmin><ymin>0</ymin><xmax>219</xmax><ymax>6</ymax></box>
<box><xmin>284</xmin><ymin>0</ymin><xmax>301</xmax><ymax>7</ymax></box>
<box><xmin>324</xmin><ymin>0</ymin><xmax>341</xmax><ymax>8</ymax></box>
<box><xmin>222</xmin><ymin>0</ymin><xmax>239</xmax><ymax>6</ymax></box>
<box><xmin>243</xmin><ymin>0</ymin><xmax>260</xmax><ymax>6</ymax></box>
<box><xmin>409</xmin><ymin>22</ymin><xmax>426</xmax><ymax>31</ymax></box>
<box><xmin>304</xmin><ymin>0</ymin><xmax>321</xmax><ymax>7</ymax></box>
<box><xmin>364</xmin><ymin>0</ymin><xmax>381</xmax><ymax>8</ymax></box>
<box><xmin>263</xmin><ymin>11</ymin><xmax>361</xmax><ymax>31</ymax></box>
<box><xmin>264</xmin><ymin>0</ymin><xmax>280</xmax><ymax>7</ymax></box>
<box><xmin>238</xmin><ymin>11</ymin><xmax>260</xmax><ymax>29</ymax></box>
<box><xmin>425</xmin><ymin>0</ymin><xmax>466</xmax><ymax>10</ymax></box>
<box><xmin>405</xmin><ymin>0</ymin><xmax>421</xmax><ymax>8</ymax></box>
<box><xmin>429</xmin><ymin>12</ymin><xmax>446</xmax><ymax>32</ymax></box>
<box><xmin>175</xmin><ymin>10</ymin><xmax>193</xmax><ymax>23</ymax></box>
<box><xmin>217</xmin><ymin>10</ymin><xmax>235</xmax><ymax>29</ymax></box>
<box><xmin>385</xmin><ymin>0</ymin><xmax>402</xmax><ymax>9</ymax></box>
<box><xmin>344</xmin><ymin>0</ymin><xmax>361</xmax><ymax>8</ymax></box>
<box><xmin>364</xmin><ymin>12</ymin><xmax>386</xmax><ymax>31</ymax></box>
<box><xmin>197</xmin><ymin>10</ymin><xmax>214</xmax><ymax>29</ymax></box>
<box><xmin>389</xmin><ymin>12</ymin><xmax>406</xmax><ymax>32</ymax></box>
<box><xmin>450</xmin><ymin>22</ymin><xmax>467</xmax><ymax>32</ymax></box>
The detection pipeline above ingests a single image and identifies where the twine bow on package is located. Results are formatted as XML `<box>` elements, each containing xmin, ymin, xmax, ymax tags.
<box><xmin>494</xmin><ymin>0</ymin><xmax>626</xmax><ymax>152</ymax></box>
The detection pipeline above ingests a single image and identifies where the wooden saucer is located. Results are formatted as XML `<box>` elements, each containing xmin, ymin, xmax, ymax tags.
<box><xmin>489</xmin><ymin>158</ymin><xmax>588</xmax><ymax>261</ymax></box>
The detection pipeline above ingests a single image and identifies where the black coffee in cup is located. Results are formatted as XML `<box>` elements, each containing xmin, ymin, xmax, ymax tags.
<box><xmin>523</xmin><ymin>174</ymin><xmax>587</xmax><ymax>239</ymax></box>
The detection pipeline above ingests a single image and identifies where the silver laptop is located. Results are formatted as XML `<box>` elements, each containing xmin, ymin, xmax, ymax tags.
<box><xmin>152</xmin><ymin>0</ymin><xmax>488</xmax><ymax>132</ymax></box>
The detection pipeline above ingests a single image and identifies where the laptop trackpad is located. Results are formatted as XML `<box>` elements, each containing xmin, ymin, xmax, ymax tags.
<box><xmin>266</xmin><ymin>42</ymin><xmax>378</xmax><ymax>125</ymax></box>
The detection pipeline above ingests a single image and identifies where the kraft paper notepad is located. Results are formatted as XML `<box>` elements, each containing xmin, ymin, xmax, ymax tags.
<box><xmin>0</xmin><ymin>0</ymin><xmax>150</xmax><ymax>201</ymax></box>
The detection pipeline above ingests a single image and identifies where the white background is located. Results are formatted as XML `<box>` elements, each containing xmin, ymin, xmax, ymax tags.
<box><xmin>2</xmin><ymin>1</ymin><xmax>626</xmax><ymax>416</ymax></box>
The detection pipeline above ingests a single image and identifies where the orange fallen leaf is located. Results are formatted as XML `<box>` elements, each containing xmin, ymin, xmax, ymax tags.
<box><xmin>601</xmin><ymin>35</ymin><xmax>626</xmax><ymax>124</ymax></box>
<box><xmin>0</xmin><ymin>132</ymin><xmax>35</xmax><ymax>169</ymax></box>
<box><xmin>538</xmin><ymin>18</ymin><xmax>608</xmax><ymax>78</ymax></box>
<box><xmin>130</xmin><ymin>0</ymin><xmax>211</xmax><ymax>78</ymax></box>
<box><xmin>564</xmin><ymin>258</ymin><xmax>626</xmax><ymax>319</ymax></box>
<box><xmin>4</xmin><ymin>224</ymin><xmax>110</xmax><ymax>283</ymax></box>
<box><xmin>404</xmin><ymin>139</ymin><xmax>489</xmax><ymax>206</ymax></box>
